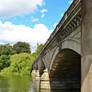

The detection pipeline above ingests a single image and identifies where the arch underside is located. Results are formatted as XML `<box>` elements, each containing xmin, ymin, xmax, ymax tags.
<box><xmin>49</xmin><ymin>49</ymin><xmax>81</xmax><ymax>90</ymax></box>
<box><xmin>39</xmin><ymin>60</ymin><xmax>45</xmax><ymax>76</ymax></box>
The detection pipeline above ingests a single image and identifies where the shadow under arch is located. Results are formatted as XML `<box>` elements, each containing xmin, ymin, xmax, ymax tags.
<box><xmin>39</xmin><ymin>60</ymin><xmax>46</xmax><ymax>76</ymax></box>
<box><xmin>49</xmin><ymin>48</ymin><xmax>81</xmax><ymax>91</ymax></box>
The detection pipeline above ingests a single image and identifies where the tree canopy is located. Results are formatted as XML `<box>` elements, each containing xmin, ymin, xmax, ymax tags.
<box><xmin>1</xmin><ymin>53</ymin><xmax>34</xmax><ymax>75</ymax></box>
<box><xmin>0</xmin><ymin>55</ymin><xmax>10</xmax><ymax>70</ymax></box>
<box><xmin>0</xmin><ymin>44</ymin><xmax>15</xmax><ymax>56</ymax></box>
<box><xmin>37</xmin><ymin>44</ymin><xmax>44</xmax><ymax>55</ymax></box>
<box><xmin>32</xmin><ymin>44</ymin><xmax>44</xmax><ymax>58</ymax></box>
<box><xmin>13</xmin><ymin>42</ymin><xmax>31</xmax><ymax>54</ymax></box>
<box><xmin>0</xmin><ymin>42</ymin><xmax>44</xmax><ymax>75</ymax></box>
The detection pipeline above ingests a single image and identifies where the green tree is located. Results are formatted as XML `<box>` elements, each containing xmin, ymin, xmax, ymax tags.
<box><xmin>32</xmin><ymin>44</ymin><xmax>44</xmax><ymax>58</ymax></box>
<box><xmin>0</xmin><ymin>43</ymin><xmax>43</xmax><ymax>75</ymax></box>
<box><xmin>1</xmin><ymin>53</ymin><xmax>34</xmax><ymax>75</ymax></box>
<box><xmin>0</xmin><ymin>44</ymin><xmax>15</xmax><ymax>56</ymax></box>
<box><xmin>13</xmin><ymin>42</ymin><xmax>31</xmax><ymax>54</ymax></box>
<box><xmin>0</xmin><ymin>55</ymin><xmax>10</xmax><ymax>70</ymax></box>
<box><xmin>37</xmin><ymin>44</ymin><xmax>44</xmax><ymax>55</ymax></box>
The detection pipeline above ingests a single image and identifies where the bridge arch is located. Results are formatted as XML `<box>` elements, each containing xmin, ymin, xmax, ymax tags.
<box><xmin>49</xmin><ymin>48</ymin><xmax>81</xmax><ymax>89</ymax></box>
<box><xmin>62</xmin><ymin>38</ymin><xmax>80</xmax><ymax>54</ymax></box>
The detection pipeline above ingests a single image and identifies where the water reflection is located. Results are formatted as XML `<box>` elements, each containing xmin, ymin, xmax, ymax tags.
<box><xmin>31</xmin><ymin>77</ymin><xmax>80</xmax><ymax>92</ymax></box>
<box><xmin>0</xmin><ymin>75</ymin><xmax>80</xmax><ymax>92</ymax></box>
<box><xmin>31</xmin><ymin>87</ymin><xmax>80</xmax><ymax>92</ymax></box>
<box><xmin>0</xmin><ymin>75</ymin><xmax>32</xmax><ymax>92</ymax></box>
<box><xmin>40</xmin><ymin>89</ymin><xmax>80</xmax><ymax>92</ymax></box>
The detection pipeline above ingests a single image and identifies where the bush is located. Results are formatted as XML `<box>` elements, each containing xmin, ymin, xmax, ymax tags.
<box><xmin>0</xmin><ymin>44</ymin><xmax>15</xmax><ymax>56</ymax></box>
<box><xmin>0</xmin><ymin>55</ymin><xmax>10</xmax><ymax>70</ymax></box>
<box><xmin>1</xmin><ymin>53</ymin><xmax>34</xmax><ymax>75</ymax></box>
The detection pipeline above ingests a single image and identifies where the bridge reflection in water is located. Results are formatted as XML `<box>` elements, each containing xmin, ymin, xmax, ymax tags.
<box><xmin>31</xmin><ymin>81</ymin><xmax>80</xmax><ymax>92</ymax></box>
<box><xmin>31</xmin><ymin>84</ymin><xmax>80</xmax><ymax>92</ymax></box>
<box><xmin>41</xmin><ymin>89</ymin><xmax>80</xmax><ymax>92</ymax></box>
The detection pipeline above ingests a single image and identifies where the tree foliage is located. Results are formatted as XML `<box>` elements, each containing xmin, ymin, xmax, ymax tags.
<box><xmin>0</xmin><ymin>55</ymin><xmax>10</xmax><ymax>70</ymax></box>
<box><xmin>32</xmin><ymin>44</ymin><xmax>44</xmax><ymax>58</ymax></box>
<box><xmin>1</xmin><ymin>53</ymin><xmax>34</xmax><ymax>75</ymax></box>
<box><xmin>0</xmin><ymin>43</ymin><xmax>44</xmax><ymax>76</ymax></box>
<box><xmin>37</xmin><ymin>44</ymin><xmax>44</xmax><ymax>55</ymax></box>
<box><xmin>13</xmin><ymin>42</ymin><xmax>31</xmax><ymax>54</ymax></box>
<box><xmin>0</xmin><ymin>44</ymin><xmax>15</xmax><ymax>56</ymax></box>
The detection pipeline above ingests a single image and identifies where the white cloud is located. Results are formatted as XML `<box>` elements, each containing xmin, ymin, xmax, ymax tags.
<box><xmin>68</xmin><ymin>0</ymin><xmax>73</xmax><ymax>4</ymax></box>
<box><xmin>41</xmin><ymin>9</ymin><xmax>47</xmax><ymax>18</ymax></box>
<box><xmin>0</xmin><ymin>0</ymin><xmax>43</xmax><ymax>18</ymax></box>
<box><xmin>41</xmin><ymin>14</ymin><xmax>45</xmax><ymax>18</ymax></box>
<box><xmin>0</xmin><ymin>21</ymin><xmax>53</xmax><ymax>52</ymax></box>
<box><xmin>41</xmin><ymin>9</ymin><xmax>47</xmax><ymax>13</ymax></box>
<box><xmin>31</xmin><ymin>17</ymin><xmax>39</xmax><ymax>22</ymax></box>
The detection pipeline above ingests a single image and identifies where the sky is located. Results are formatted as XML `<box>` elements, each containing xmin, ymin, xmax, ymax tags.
<box><xmin>0</xmin><ymin>0</ymin><xmax>73</xmax><ymax>52</ymax></box>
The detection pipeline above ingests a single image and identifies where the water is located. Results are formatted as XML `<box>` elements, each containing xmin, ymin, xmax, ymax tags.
<box><xmin>0</xmin><ymin>75</ymin><xmax>80</xmax><ymax>92</ymax></box>
<box><xmin>0</xmin><ymin>75</ymin><xmax>32</xmax><ymax>92</ymax></box>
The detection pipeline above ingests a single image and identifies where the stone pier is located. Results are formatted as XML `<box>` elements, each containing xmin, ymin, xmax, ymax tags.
<box><xmin>31</xmin><ymin>70</ymin><xmax>40</xmax><ymax>92</ymax></box>
<box><xmin>40</xmin><ymin>69</ymin><xmax>50</xmax><ymax>89</ymax></box>
<box><xmin>31</xmin><ymin>69</ymin><xmax>50</xmax><ymax>90</ymax></box>
<box><xmin>81</xmin><ymin>0</ymin><xmax>92</xmax><ymax>92</ymax></box>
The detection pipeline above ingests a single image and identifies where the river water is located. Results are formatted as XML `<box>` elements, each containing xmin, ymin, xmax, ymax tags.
<box><xmin>0</xmin><ymin>75</ymin><xmax>80</xmax><ymax>92</ymax></box>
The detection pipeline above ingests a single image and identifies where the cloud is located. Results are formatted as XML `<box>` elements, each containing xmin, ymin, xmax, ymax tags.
<box><xmin>41</xmin><ymin>9</ymin><xmax>47</xmax><ymax>18</ymax></box>
<box><xmin>41</xmin><ymin>14</ymin><xmax>45</xmax><ymax>18</ymax></box>
<box><xmin>0</xmin><ymin>21</ymin><xmax>53</xmax><ymax>52</ymax></box>
<box><xmin>31</xmin><ymin>17</ymin><xmax>39</xmax><ymax>22</ymax></box>
<box><xmin>41</xmin><ymin>9</ymin><xmax>47</xmax><ymax>13</ymax></box>
<box><xmin>68</xmin><ymin>0</ymin><xmax>73</xmax><ymax>4</ymax></box>
<box><xmin>0</xmin><ymin>0</ymin><xmax>44</xmax><ymax>18</ymax></box>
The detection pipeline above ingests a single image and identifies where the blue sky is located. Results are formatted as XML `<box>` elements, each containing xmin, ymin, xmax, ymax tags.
<box><xmin>0</xmin><ymin>0</ymin><xmax>73</xmax><ymax>52</ymax></box>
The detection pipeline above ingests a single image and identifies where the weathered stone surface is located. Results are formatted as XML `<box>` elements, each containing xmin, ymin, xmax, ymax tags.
<box><xmin>40</xmin><ymin>69</ymin><xmax>50</xmax><ymax>89</ymax></box>
<box><xmin>81</xmin><ymin>0</ymin><xmax>92</xmax><ymax>92</ymax></box>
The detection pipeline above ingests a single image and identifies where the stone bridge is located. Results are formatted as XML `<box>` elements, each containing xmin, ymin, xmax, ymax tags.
<box><xmin>31</xmin><ymin>0</ymin><xmax>92</xmax><ymax>92</ymax></box>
